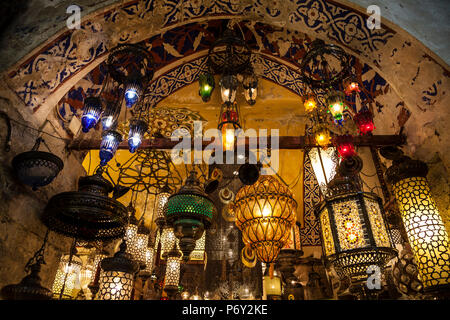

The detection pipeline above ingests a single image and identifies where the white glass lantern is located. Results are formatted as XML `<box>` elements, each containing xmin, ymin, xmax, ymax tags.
<box><xmin>307</xmin><ymin>146</ymin><xmax>339</xmax><ymax>195</ymax></box>
<box><xmin>52</xmin><ymin>254</ymin><xmax>83</xmax><ymax>299</ymax></box>
<box><xmin>155</xmin><ymin>185</ymin><xmax>172</xmax><ymax>227</ymax></box>
<box><xmin>160</xmin><ymin>226</ymin><xmax>180</xmax><ymax>259</ymax></box>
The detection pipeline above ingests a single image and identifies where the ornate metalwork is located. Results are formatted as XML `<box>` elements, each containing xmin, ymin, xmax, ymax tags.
<box><xmin>12</xmin><ymin>137</ymin><xmax>63</xmax><ymax>190</ymax></box>
<box><xmin>42</xmin><ymin>168</ymin><xmax>128</xmax><ymax>241</ymax></box>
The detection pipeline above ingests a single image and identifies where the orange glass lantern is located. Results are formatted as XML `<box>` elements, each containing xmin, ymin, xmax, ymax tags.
<box><xmin>218</xmin><ymin>101</ymin><xmax>241</xmax><ymax>151</ymax></box>
<box><xmin>303</xmin><ymin>95</ymin><xmax>317</xmax><ymax>113</ymax></box>
<box><xmin>313</xmin><ymin>124</ymin><xmax>332</xmax><ymax>148</ymax></box>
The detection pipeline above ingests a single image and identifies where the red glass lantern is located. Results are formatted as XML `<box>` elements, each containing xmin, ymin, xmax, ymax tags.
<box><xmin>335</xmin><ymin>135</ymin><xmax>356</xmax><ymax>159</ymax></box>
<box><xmin>344</xmin><ymin>81</ymin><xmax>360</xmax><ymax>96</ymax></box>
<box><xmin>354</xmin><ymin>110</ymin><xmax>375</xmax><ymax>135</ymax></box>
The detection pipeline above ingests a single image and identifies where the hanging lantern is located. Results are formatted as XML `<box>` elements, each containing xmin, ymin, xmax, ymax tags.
<box><xmin>140</xmin><ymin>245</ymin><xmax>155</xmax><ymax>279</ymax></box>
<box><xmin>12</xmin><ymin>137</ymin><xmax>63</xmax><ymax>191</ymax></box>
<box><xmin>124</xmin><ymin>75</ymin><xmax>143</xmax><ymax>108</ymax></box>
<box><xmin>81</xmin><ymin>96</ymin><xmax>103</xmax><ymax>133</ymax></box>
<box><xmin>325</xmin><ymin>90</ymin><xmax>346</xmax><ymax>121</ymax></box>
<box><xmin>263</xmin><ymin>270</ymin><xmax>282</xmax><ymax>300</ymax></box>
<box><xmin>99</xmin><ymin>130</ymin><xmax>122</xmax><ymax>166</ymax></box>
<box><xmin>353</xmin><ymin>109</ymin><xmax>375</xmax><ymax>135</ymax></box>
<box><xmin>134</xmin><ymin>223</ymin><xmax>150</xmax><ymax>268</ymax></box>
<box><xmin>243</xmin><ymin>73</ymin><xmax>258</xmax><ymax>106</ymax></box>
<box><xmin>218</xmin><ymin>101</ymin><xmax>241</xmax><ymax>152</ymax></box>
<box><xmin>198</xmin><ymin>73</ymin><xmax>215</xmax><ymax>102</ymax></box>
<box><xmin>313</xmin><ymin>124</ymin><xmax>332</xmax><ymax>148</ymax></box>
<box><xmin>317</xmin><ymin>157</ymin><xmax>396</xmax><ymax>293</ymax></box>
<box><xmin>165</xmin><ymin>170</ymin><xmax>216</xmax><ymax>260</ymax></box>
<box><xmin>307</xmin><ymin>146</ymin><xmax>339</xmax><ymax>195</ymax></box>
<box><xmin>385</xmin><ymin>152</ymin><xmax>450</xmax><ymax>294</ymax></box>
<box><xmin>97</xmin><ymin>242</ymin><xmax>139</xmax><ymax>300</ymax></box>
<box><xmin>190</xmin><ymin>231</ymin><xmax>206</xmax><ymax>261</ymax></box>
<box><xmin>79</xmin><ymin>263</ymin><xmax>95</xmax><ymax>291</ymax></box>
<box><xmin>101</xmin><ymin>94</ymin><xmax>122</xmax><ymax>131</ymax></box>
<box><xmin>128</xmin><ymin>119</ymin><xmax>148</xmax><ymax>153</ymax></box>
<box><xmin>52</xmin><ymin>254</ymin><xmax>83</xmax><ymax>299</ymax></box>
<box><xmin>124</xmin><ymin>212</ymin><xmax>148</xmax><ymax>267</ymax></box>
<box><xmin>160</xmin><ymin>226</ymin><xmax>179</xmax><ymax>259</ymax></box>
<box><xmin>303</xmin><ymin>94</ymin><xmax>317</xmax><ymax>113</ymax></box>
<box><xmin>219</xmin><ymin>74</ymin><xmax>238</xmax><ymax>103</ymax></box>
<box><xmin>163</xmin><ymin>244</ymin><xmax>182</xmax><ymax>299</ymax></box>
<box><xmin>234</xmin><ymin>175</ymin><xmax>297</xmax><ymax>268</ymax></box>
<box><xmin>343</xmin><ymin>78</ymin><xmax>361</xmax><ymax>96</ymax></box>
<box><xmin>155</xmin><ymin>184</ymin><xmax>172</xmax><ymax>227</ymax></box>
<box><xmin>334</xmin><ymin>134</ymin><xmax>357</xmax><ymax>159</ymax></box>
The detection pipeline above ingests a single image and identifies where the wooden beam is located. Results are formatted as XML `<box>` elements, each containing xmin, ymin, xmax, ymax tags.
<box><xmin>68</xmin><ymin>134</ymin><xmax>406</xmax><ymax>151</ymax></box>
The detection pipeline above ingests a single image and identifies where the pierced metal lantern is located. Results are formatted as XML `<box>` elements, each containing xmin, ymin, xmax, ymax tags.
<box><xmin>135</xmin><ymin>223</ymin><xmax>150</xmax><ymax>268</ymax></box>
<box><xmin>155</xmin><ymin>184</ymin><xmax>172</xmax><ymax>227</ymax></box>
<box><xmin>140</xmin><ymin>245</ymin><xmax>155</xmax><ymax>279</ymax></box>
<box><xmin>316</xmin><ymin>157</ymin><xmax>396</xmax><ymax>287</ymax></box>
<box><xmin>159</xmin><ymin>226</ymin><xmax>179</xmax><ymax>259</ymax></box>
<box><xmin>128</xmin><ymin>118</ymin><xmax>148</xmax><ymax>153</ymax></box>
<box><xmin>307</xmin><ymin>146</ymin><xmax>339</xmax><ymax>195</ymax></box>
<box><xmin>243</xmin><ymin>73</ymin><xmax>258</xmax><ymax>106</ymax></box>
<box><xmin>81</xmin><ymin>96</ymin><xmax>103</xmax><ymax>133</ymax></box>
<box><xmin>220</xmin><ymin>74</ymin><xmax>238</xmax><ymax>103</ymax></box>
<box><xmin>165</xmin><ymin>170</ymin><xmax>216</xmax><ymax>261</ymax></box>
<box><xmin>12</xmin><ymin>138</ymin><xmax>64</xmax><ymax>191</ymax></box>
<box><xmin>52</xmin><ymin>254</ymin><xmax>83</xmax><ymax>300</ymax></box>
<box><xmin>385</xmin><ymin>153</ymin><xmax>450</xmax><ymax>293</ymax></box>
<box><xmin>1</xmin><ymin>262</ymin><xmax>52</xmax><ymax>300</ymax></box>
<box><xmin>100</xmin><ymin>130</ymin><xmax>122</xmax><ymax>166</ymax></box>
<box><xmin>198</xmin><ymin>73</ymin><xmax>215</xmax><ymax>102</ymax></box>
<box><xmin>124</xmin><ymin>212</ymin><xmax>147</xmax><ymax>267</ymax></box>
<box><xmin>234</xmin><ymin>175</ymin><xmax>297</xmax><ymax>266</ymax></box>
<box><xmin>163</xmin><ymin>244</ymin><xmax>182</xmax><ymax>299</ymax></box>
<box><xmin>97</xmin><ymin>242</ymin><xmax>139</xmax><ymax>300</ymax></box>
<box><xmin>218</xmin><ymin>101</ymin><xmax>241</xmax><ymax>152</ymax></box>
<box><xmin>42</xmin><ymin>169</ymin><xmax>128</xmax><ymax>241</ymax></box>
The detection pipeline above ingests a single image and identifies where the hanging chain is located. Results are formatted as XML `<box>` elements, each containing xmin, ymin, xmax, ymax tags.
<box><xmin>24</xmin><ymin>229</ymin><xmax>50</xmax><ymax>273</ymax></box>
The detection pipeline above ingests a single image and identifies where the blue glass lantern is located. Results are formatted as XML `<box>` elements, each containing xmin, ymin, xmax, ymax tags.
<box><xmin>99</xmin><ymin>130</ymin><xmax>122</xmax><ymax>166</ymax></box>
<box><xmin>124</xmin><ymin>78</ymin><xmax>142</xmax><ymax>108</ymax></box>
<box><xmin>128</xmin><ymin>119</ymin><xmax>148</xmax><ymax>153</ymax></box>
<box><xmin>81</xmin><ymin>97</ymin><xmax>103</xmax><ymax>133</ymax></box>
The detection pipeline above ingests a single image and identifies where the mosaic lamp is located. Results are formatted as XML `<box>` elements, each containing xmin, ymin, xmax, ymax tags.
<box><xmin>99</xmin><ymin>130</ymin><xmax>122</xmax><ymax>166</ymax></box>
<box><xmin>325</xmin><ymin>90</ymin><xmax>346</xmax><ymax>122</ymax></box>
<box><xmin>234</xmin><ymin>175</ymin><xmax>297</xmax><ymax>274</ymax></box>
<box><xmin>384</xmin><ymin>147</ymin><xmax>450</xmax><ymax>295</ymax></box>
<box><xmin>97</xmin><ymin>241</ymin><xmax>139</xmax><ymax>300</ymax></box>
<box><xmin>316</xmin><ymin>156</ymin><xmax>396</xmax><ymax>296</ymax></box>
<box><xmin>165</xmin><ymin>170</ymin><xmax>215</xmax><ymax>261</ymax></box>
<box><xmin>313</xmin><ymin>124</ymin><xmax>332</xmax><ymax>149</ymax></box>
<box><xmin>81</xmin><ymin>96</ymin><xmax>103</xmax><ymax>133</ymax></box>
<box><xmin>307</xmin><ymin>146</ymin><xmax>339</xmax><ymax>195</ymax></box>
<box><xmin>243</xmin><ymin>73</ymin><xmax>258</xmax><ymax>106</ymax></box>
<box><xmin>163</xmin><ymin>243</ymin><xmax>182</xmax><ymax>300</ymax></box>
<box><xmin>303</xmin><ymin>94</ymin><xmax>317</xmax><ymax>113</ymax></box>
<box><xmin>218</xmin><ymin>101</ymin><xmax>241</xmax><ymax>152</ymax></box>
<box><xmin>334</xmin><ymin>134</ymin><xmax>357</xmax><ymax>159</ymax></box>
<box><xmin>128</xmin><ymin>118</ymin><xmax>148</xmax><ymax>153</ymax></box>
<box><xmin>198</xmin><ymin>73</ymin><xmax>215</xmax><ymax>102</ymax></box>
<box><xmin>353</xmin><ymin>109</ymin><xmax>375</xmax><ymax>136</ymax></box>
<box><xmin>219</xmin><ymin>74</ymin><xmax>238</xmax><ymax>103</ymax></box>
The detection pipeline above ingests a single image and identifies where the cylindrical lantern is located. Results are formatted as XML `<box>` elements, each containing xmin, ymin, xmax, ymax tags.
<box><xmin>101</xmin><ymin>97</ymin><xmax>121</xmax><ymax>131</ymax></box>
<box><xmin>353</xmin><ymin>109</ymin><xmax>375</xmax><ymax>135</ymax></box>
<box><xmin>307</xmin><ymin>146</ymin><xmax>339</xmax><ymax>195</ymax></box>
<box><xmin>219</xmin><ymin>74</ymin><xmax>238</xmax><ymax>103</ymax></box>
<box><xmin>134</xmin><ymin>223</ymin><xmax>150</xmax><ymax>268</ymax></box>
<box><xmin>140</xmin><ymin>246</ymin><xmax>155</xmax><ymax>278</ymax></box>
<box><xmin>97</xmin><ymin>242</ymin><xmax>139</xmax><ymax>300</ymax></box>
<box><xmin>124</xmin><ymin>77</ymin><xmax>143</xmax><ymax>108</ymax></box>
<box><xmin>52</xmin><ymin>254</ymin><xmax>83</xmax><ymax>299</ymax></box>
<box><xmin>155</xmin><ymin>184</ymin><xmax>172</xmax><ymax>228</ymax></box>
<box><xmin>79</xmin><ymin>263</ymin><xmax>95</xmax><ymax>291</ymax></box>
<box><xmin>163</xmin><ymin>244</ymin><xmax>182</xmax><ymax>299</ymax></box>
<box><xmin>234</xmin><ymin>175</ymin><xmax>297</xmax><ymax>267</ymax></box>
<box><xmin>81</xmin><ymin>96</ymin><xmax>103</xmax><ymax>133</ymax></box>
<box><xmin>198</xmin><ymin>73</ymin><xmax>215</xmax><ymax>102</ymax></box>
<box><xmin>99</xmin><ymin>130</ymin><xmax>122</xmax><ymax>166</ymax></box>
<box><xmin>386</xmin><ymin>155</ymin><xmax>450</xmax><ymax>293</ymax></box>
<box><xmin>325</xmin><ymin>90</ymin><xmax>346</xmax><ymax>121</ymax></box>
<box><xmin>160</xmin><ymin>226</ymin><xmax>179</xmax><ymax>259</ymax></box>
<box><xmin>317</xmin><ymin>157</ymin><xmax>396</xmax><ymax>288</ymax></box>
<box><xmin>218</xmin><ymin>101</ymin><xmax>241</xmax><ymax>152</ymax></box>
<box><xmin>128</xmin><ymin>119</ymin><xmax>148</xmax><ymax>153</ymax></box>
<box><xmin>263</xmin><ymin>270</ymin><xmax>282</xmax><ymax>300</ymax></box>
<box><xmin>243</xmin><ymin>73</ymin><xmax>258</xmax><ymax>106</ymax></box>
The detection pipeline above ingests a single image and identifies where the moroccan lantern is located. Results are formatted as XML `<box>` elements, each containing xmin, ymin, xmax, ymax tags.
<box><xmin>234</xmin><ymin>175</ymin><xmax>297</xmax><ymax>271</ymax></box>
<box><xmin>198</xmin><ymin>73</ymin><xmax>215</xmax><ymax>102</ymax></box>
<box><xmin>134</xmin><ymin>223</ymin><xmax>150</xmax><ymax>268</ymax></box>
<box><xmin>155</xmin><ymin>184</ymin><xmax>172</xmax><ymax>227</ymax></box>
<box><xmin>163</xmin><ymin>243</ymin><xmax>182</xmax><ymax>299</ymax></box>
<box><xmin>334</xmin><ymin>134</ymin><xmax>357</xmax><ymax>159</ymax></box>
<box><xmin>79</xmin><ymin>263</ymin><xmax>95</xmax><ymax>294</ymax></box>
<box><xmin>81</xmin><ymin>96</ymin><xmax>103</xmax><ymax>133</ymax></box>
<box><xmin>219</xmin><ymin>74</ymin><xmax>238</xmax><ymax>103</ymax></box>
<box><xmin>101</xmin><ymin>97</ymin><xmax>121</xmax><ymax>131</ymax></box>
<box><xmin>128</xmin><ymin>118</ymin><xmax>148</xmax><ymax>153</ymax></box>
<box><xmin>159</xmin><ymin>226</ymin><xmax>179</xmax><ymax>259</ymax></box>
<box><xmin>385</xmin><ymin>151</ymin><xmax>450</xmax><ymax>294</ymax></box>
<box><xmin>99</xmin><ymin>130</ymin><xmax>122</xmax><ymax>166</ymax></box>
<box><xmin>313</xmin><ymin>124</ymin><xmax>332</xmax><ymax>148</ymax></box>
<box><xmin>316</xmin><ymin>157</ymin><xmax>396</xmax><ymax>293</ymax></box>
<box><xmin>52</xmin><ymin>253</ymin><xmax>83</xmax><ymax>300</ymax></box>
<box><xmin>303</xmin><ymin>94</ymin><xmax>317</xmax><ymax>113</ymax></box>
<box><xmin>124</xmin><ymin>75</ymin><xmax>143</xmax><ymax>108</ymax></box>
<box><xmin>307</xmin><ymin>146</ymin><xmax>340</xmax><ymax>195</ymax></box>
<box><xmin>218</xmin><ymin>101</ymin><xmax>241</xmax><ymax>152</ymax></box>
<box><xmin>140</xmin><ymin>245</ymin><xmax>155</xmax><ymax>279</ymax></box>
<box><xmin>325</xmin><ymin>90</ymin><xmax>346</xmax><ymax>121</ymax></box>
<box><xmin>343</xmin><ymin>78</ymin><xmax>361</xmax><ymax>96</ymax></box>
<box><xmin>243</xmin><ymin>73</ymin><xmax>258</xmax><ymax>106</ymax></box>
<box><xmin>165</xmin><ymin>170</ymin><xmax>215</xmax><ymax>260</ymax></box>
<box><xmin>354</xmin><ymin>109</ymin><xmax>375</xmax><ymax>135</ymax></box>
<box><xmin>97</xmin><ymin>242</ymin><xmax>139</xmax><ymax>300</ymax></box>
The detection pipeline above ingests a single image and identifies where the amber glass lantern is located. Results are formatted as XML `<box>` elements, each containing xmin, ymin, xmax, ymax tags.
<box><xmin>234</xmin><ymin>175</ymin><xmax>297</xmax><ymax>270</ymax></box>
<box><xmin>313</xmin><ymin>124</ymin><xmax>332</xmax><ymax>149</ymax></box>
<box><xmin>52</xmin><ymin>254</ymin><xmax>83</xmax><ymax>299</ymax></box>
<box><xmin>317</xmin><ymin>157</ymin><xmax>396</xmax><ymax>290</ymax></box>
<box><xmin>97</xmin><ymin>242</ymin><xmax>139</xmax><ymax>300</ymax></box>
<box><xmin>385</xmin><ymin>153</ymin><xmax>450</xmax><ymax>294</ymax></box>
<box><xmin>218</xmin><ymin>101</ymin><xmax>241</xmax><ymax>152</ymax></box>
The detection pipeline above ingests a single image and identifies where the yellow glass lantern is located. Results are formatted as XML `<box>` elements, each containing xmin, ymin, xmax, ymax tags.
<box><xmin>303</xmin><ymin>95</ymin><xmax>317</xmax><ymax>113</ymax></box>
<box><xmin>52</xmin><ymin>254</ymin><xmax>83</xmax><ymax>299</ymax></box>
<box><xmin>313</xmin><ymin>124</ymin><xmax>332</xmax><ymax>148</ymax></box>
<box><xmin>317</xmin><ymin>157</ymin><xmax>396</xmax><ymax>289</ymax></box>
<box><xmin>263</xmin><ymin>270</ymin><xmax>282</xmax><ymax>300</ymax></box>
<box><xmin>97</xmin><ymin>242</ymin><xmax>139</xmax><ymax>300</ymax></box>
<box><xmin>386</xmin><ymin>155</ymin><xmax>450</xmax><ymax>293</ymax></box>
<box><xmin>234</xmin><ymin>175</ymin><xmax>297</xmax><ymax>268</ymax></box>
<box><xmin>160</xmin><ymin>226</ymin><xmax>180</xmax><ymax>259</ymax></box>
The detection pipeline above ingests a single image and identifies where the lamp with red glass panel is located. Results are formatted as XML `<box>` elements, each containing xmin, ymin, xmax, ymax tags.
<box><xmin>353</xmin><ymin>109</ymin><xmax>375</xmax><ymax>135</ymax></box>
<box><xmin>334</xmin><ymin>134</ymin><xmax>357</xmax><ymax>159</ymax></box>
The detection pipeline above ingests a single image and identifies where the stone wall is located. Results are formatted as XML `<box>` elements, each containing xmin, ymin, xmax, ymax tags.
<box><xmin>0</xmin><ymin>78</ymin><xmax>86</xmax><ymax>294</ymax></box>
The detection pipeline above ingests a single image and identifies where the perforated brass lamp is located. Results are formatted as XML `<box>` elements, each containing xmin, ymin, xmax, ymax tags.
<box><xmin>234</xmin><ymin>175</ymin><xmax>297</xmax><ymax>270</ymax></box>
<box><xmin>155</xmin><ymin>184</ymin><xmax>172</xmax><ymax>228</ymax></box>
<box><xmin>385</xmin><ymin>150</ymin><xmax>450</xmax><ymax>294</ymax></box>
<box><xmin>163</xmin><ymin>243</ymin><xmax>182</xmax><ymax>299</ymax></box>
<box><xmin>316</xmin><ymin>157</ymin><xmax>396</xmax><ymax>293</ymax></box>
<box><xmin>52</xmin><ymin>253</ymin><xmax>83</xmax><ymax>299</ymax></box>
<box><xmin>165</xmin><ymin>170</ymin><xmax>215</xmax><ymax>261</ymax></box>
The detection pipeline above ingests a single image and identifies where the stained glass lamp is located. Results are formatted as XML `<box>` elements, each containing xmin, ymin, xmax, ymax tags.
<box><xmin>128</xmin><ymin>119</ymin><xmax>148</xmax><ymax>153</ymax></box>
<box><xmin>325</xmin><ymin>90</ymin><xmax>346</xmax><ymax>121</ymax></box>
<box><xmin>198</xmin><ymin>73</ymin><xmax>215</xmax><ymax>102</ymax></box>
<box><xmin>99</xmin><ymin>130</ymin><xmax>122</xmax><ymax>166</ymax></box>
<box><xmin>218</xmin><ymin>101</ymin><xmax>241</xmax><ymax>152</ymax></box>
<box><xmin>81</xmin><ymin>96</ymin><xmax>102</xmax><ymax>133</ymax></box>
<box><xmin>307</xmin><ymin>146</ymin><xmax>339</xmax><ymax>195</ymax></box>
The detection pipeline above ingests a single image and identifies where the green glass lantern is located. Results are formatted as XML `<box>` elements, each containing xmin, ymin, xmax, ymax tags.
<box><xmin>198</xmin><ymin>73</ymin><xmax>215</xmax><ymax>102</ymax></box>
<box><xmin>325</xmin><ymin>90</ymin><xmax>346</xmax><ymax>121</ymax></box>
<box><xmin>165</xmin><ymin>170</ymin><xmax>216</xmax><ymax>261</ymax></box>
